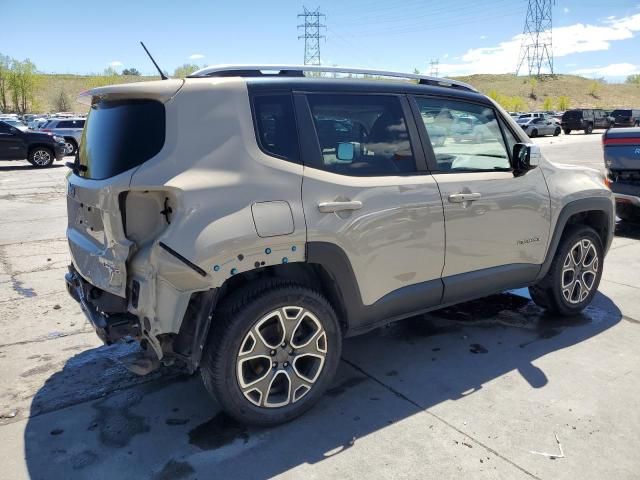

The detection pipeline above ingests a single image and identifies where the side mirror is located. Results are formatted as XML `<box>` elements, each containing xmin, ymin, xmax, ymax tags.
<box><xmin>513</xmin><ymin>143</ymin><xmax>541</xmax><ymax>175</ymax></box>
<box><xmin>337</xmin><ymin>142</ymin><xmax>357</xmax><ymax>161</ymax></box>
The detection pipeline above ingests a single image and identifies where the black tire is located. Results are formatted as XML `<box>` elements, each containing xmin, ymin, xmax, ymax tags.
<box><xmin>584</xmin><ymin>123</ymin><xmax>593</xmax><ymax>134</ymax></box>
<box><xmin>554</xmin><ymin>127</ymin><xmax>561</xmax><ymax>136</ymax></box>
<box><xmin>201</xmin><ymin>281</ymin><xmax>342</xmax><ymax>426</ymax></box>
<box><xmin>563</xmin><ymin>128</ymin><xmax>571</xmax><ymax>135</ymax></box>
<box><xmin>64</xmin><ymin>138</ymin><xmax>78</xmax><ymax>156</ymax></box>
<box><xmin>530</xmin><ymin>129</ymin><xmax>538</xmax><ymax>138</ymax></box>
<box><xmin>27</xmin><ymin>147</ymin><xmax>54</xmax><ymax>168</ymax></box>
<box><xmin>616</xmin><ymin>203</ymin><xmax>640</xmax><ymax>223</ymax></box>
<box><xmin>529</xmin><ymin>225</ymin><xmax>603</xmax><ymax>316</ymax></box>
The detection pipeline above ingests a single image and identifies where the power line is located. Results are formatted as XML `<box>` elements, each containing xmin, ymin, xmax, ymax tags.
<box><xmin>298</xmin><ymin>6</ymin><xmax>326</xmax><ymax>66</ymax></box>
<box><xmin>516</xmin><ymin>0</ymin><xmax>555</xmax><ymax>76</ymax></box>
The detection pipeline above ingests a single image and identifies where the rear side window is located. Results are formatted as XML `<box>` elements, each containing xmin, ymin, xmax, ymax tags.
<box><xmin>307</xmin><ymin>94</ymin><xmax>416</xmax><ymax>176</ymax></box>
<box><xmin>252</xmin><ymin>94</ymin><xmax>300</xmax><ymax>163</ymax></box>
<box><xmin>78</xmin><ymin>99</ymin><xmax>165</xmax><ymax>180</ymax></box>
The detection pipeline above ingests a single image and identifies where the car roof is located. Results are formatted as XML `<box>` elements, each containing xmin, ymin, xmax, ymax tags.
<box><xmin>245</xmin><ymin>77</ymin><xmax>491</xmax><ymax>105</ymax></box>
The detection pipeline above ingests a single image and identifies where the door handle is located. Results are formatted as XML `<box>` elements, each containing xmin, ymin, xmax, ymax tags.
<box><xmin>318</xmin><ymin>201</ymin><xmax>363</xmax><ymax>213</ymax></box>
<box><xmin>448</xmin><ymin>193</ymin><xmax>481</xmax><ymax>203</ymax></box>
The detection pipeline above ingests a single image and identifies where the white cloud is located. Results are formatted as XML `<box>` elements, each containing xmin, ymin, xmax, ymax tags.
<box><xmin>189</xmin><ymin>53</ymin><xmax>205</xmax><ymax>60</ymax></box>
<box><xmin>479</xmin><ymin>35</ymin><xmax>486</xmax><ymax>40</ymax></box>
<box><xmin>439</xmin><ymin>13</ymin><xmax>640</xmax><ymax>76</ymax></box>
<box><xmin>563</xmin><ymin>7</ymin><xmax>570</xmax><ymax>13</ymax></box>
<box><xmin>443</xmin><ymin>53</ymin><xmax>449</xmax><ymax>59</ymax></box>
<box><xmin>571</xmin><ymin>62</ymin><xmax>640</xmax><ymax>77</ymax></box>
<box><xmin>108</xmin><ymin>61</ymin><xmax>123</xmax><ymax>67</ymax></box>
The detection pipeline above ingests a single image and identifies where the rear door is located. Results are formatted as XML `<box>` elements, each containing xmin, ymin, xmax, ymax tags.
<box><xmin>410</xmin><ymin>95</ymin><xmax>551</xmax><ymax>302</ymax></box>
<box><xmin>298</xmin><ymin>92</ymin><xmax>445</xmax><ymax>315</ymax></box>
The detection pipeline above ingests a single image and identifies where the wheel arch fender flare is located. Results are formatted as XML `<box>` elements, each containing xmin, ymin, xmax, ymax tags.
<box><xmin>537</xmin><ymin>197</ymin><xmax>614</xmax><ymax>281</ymax></box>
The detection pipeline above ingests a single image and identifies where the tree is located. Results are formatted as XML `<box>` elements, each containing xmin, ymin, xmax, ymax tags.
<box><xmin>511</xmin><ymin>96</ymin><xmax>526</xmax><ymax>111</ymax></box>
<box><xmin>122</xmin><ymin>68</ymin><xmax>141</xmax><ymax>76</ymax></box>
<box><xmin>173</xmin><ymin>63</ymin><xmax>199</xmax><ymax>78</ymax></box>
<box><xmin>7</xmin><ymin>59</ymin><xmax>38</xmax><ymax>113</ymax></box>
<box><xmin>103</xmin><ymin>66</ymin><xmax>119</xmax><ymax>77</ymax></box>
<box><xmin>588</xmin><ymin>81</ymin><xmax>600</xmax><ymax>98</ymax></box>
<box><xmin>625</xmin><ymin>74</ymin><xmax>640</xmax><ymax>85</ymax></box>
<box><xmin>529</xmin><ymin>77</ymin><xmax>538</xmax><ymax>100</ymax></box>
<box><xmin>0</xmin><ymin>53</ymin><xmax>11</xmax><ymax>112</ymax></box>
<box><xmin>542</xmin><ymin>97</ymin><xmax>554</xmax><ymax>111</ymax></box>
<box><xmin>53</xmin><ymin>88</ymin><xmax>71</xmax><ymax>112</ymax></box>
<box><xmin>557</xmin><ymin>95</ymin><xmax>570</xmax><ymax>111</ymax></box>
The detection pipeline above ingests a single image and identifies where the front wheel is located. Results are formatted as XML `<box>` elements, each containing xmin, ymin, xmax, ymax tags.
<box><xmin>529</xmin><ymin>129</ymin><xmax>538</xmax><ymax>138</ymax></box>
<box><xmin>529</xmin><ymin>225</ymin><xmax>603</xmax><ymax>316</ymax></box>
<box><xmin>64</xmin><ymin>138</ymin><xmax>78</xmax><ymax>156</ymax></box>
<box><xmin>201</xmin><ymin>282</ymin><xmax>342</xmax><ymax>426</ymax></box>
<box><xmin>28</xmin><ymin>147</ymin><xmax>54</xmax><ymax>168</ymax></box>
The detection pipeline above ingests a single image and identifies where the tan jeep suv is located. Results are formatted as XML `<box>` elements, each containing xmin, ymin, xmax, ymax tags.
<box><xmin>65</xmin><ymin>65</ymin><xmax>614</xmax><ymax>425</ymax></box>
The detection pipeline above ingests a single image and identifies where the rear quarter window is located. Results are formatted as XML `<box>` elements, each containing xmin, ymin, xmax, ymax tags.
<box><xmin>252</xmin><ymin>94</ymin><xmax>300</xmax><ymax>163</ymax></box>
<box><xmin>78</xmin><ymin>99</ymin><xmax>165</xmax><ymax>180</ymax></box>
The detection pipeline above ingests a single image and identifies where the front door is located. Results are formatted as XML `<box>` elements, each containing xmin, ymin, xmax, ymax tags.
<box><xmin>297</xmin><ymin>92</ymin><xmax>445</xmax><ymax>327</ymax></box>
<box><xmin>411</xmin><ymin>96</ymin><xmax>551</xmax><ymax>302</ymax></box>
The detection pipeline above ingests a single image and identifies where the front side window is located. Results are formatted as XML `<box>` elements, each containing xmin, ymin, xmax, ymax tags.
<box><xmin>307</xmin><ymin>94</ymin><xmax>416</xmax><ymax>176</ymax></box>
<box><xmin>252</xmin><ymin>94</ymin><xmax>299</xmax><ymax>163</ymax></box>
<box><xmin>414</xmin><ymin>97</ymin><xmax>511</xmax><ymax>172</ymax></box>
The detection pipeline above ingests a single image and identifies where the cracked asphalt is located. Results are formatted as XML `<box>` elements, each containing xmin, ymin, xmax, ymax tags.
<box><xmin>1</xmin><ymin>134</ymin><xmax>639</xmax><ymax>479</ymax></box>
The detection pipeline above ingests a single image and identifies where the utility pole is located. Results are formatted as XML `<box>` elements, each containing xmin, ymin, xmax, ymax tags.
<box><xmin>516</xmin><ymin>0</ymin><xmax>555</xmax><ymax>76</ymax></box>
<box><xmin>429</xmin><ymin>59</ymin><xmax>439</xmax><ymax>77</ymax></box>
<box><xmin>298</xmin><ymin>6</ymin><xmax>326</xmax><ymax>66</ymax></box>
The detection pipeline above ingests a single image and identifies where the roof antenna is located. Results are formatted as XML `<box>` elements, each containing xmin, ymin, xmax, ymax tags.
<box><xmin>140</xmin><ymin>41</ymin><xmax>168</xmax><ymax>80</ymax></box>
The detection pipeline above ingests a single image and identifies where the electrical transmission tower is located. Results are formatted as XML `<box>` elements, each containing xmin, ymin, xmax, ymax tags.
<box><xmin>429</xmin><ymin>59</ymin><xmax>439</xmax><ymax>77</ymax></box>
<box><xmin>516</xmin><ymin>0</ymin><xmax>555</xmax><ymax>76</ymax></box>
<box><xmin>297</xmin><ymin>7</ymin><xmax>326</xmax><ymax>66</ymax></box>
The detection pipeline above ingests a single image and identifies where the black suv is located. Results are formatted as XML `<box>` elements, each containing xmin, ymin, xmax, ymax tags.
<box><xmin>0</xmin><ymin>120</ymin><xmax>67</xmax><ymax>167</ymax></box>
<box><xmin>610</xmin><ymin>109</ymin><xmax>640</xmax><ymax>128</ymax></box>
<box><xmin>561</xmin><ymin>109</ymin><xmax>613</xmax><ymax>135</ymax></box>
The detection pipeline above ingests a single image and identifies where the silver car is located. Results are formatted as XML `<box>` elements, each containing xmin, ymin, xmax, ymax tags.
<box><xmin>518</xmin><ymin>116</ymin><xmax>561</xmax><ymax>137</ymax></box>
<box><xmin>41</xmin><ymin>117</ymin><xmax>85</xmax><ymax>155</ymax></box>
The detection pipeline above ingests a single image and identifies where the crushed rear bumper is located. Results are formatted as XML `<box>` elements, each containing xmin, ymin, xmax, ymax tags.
<box><xmin>65</xmin><ymin>264</ymin><xmax>140</xmax><ymax>344</ymax></box>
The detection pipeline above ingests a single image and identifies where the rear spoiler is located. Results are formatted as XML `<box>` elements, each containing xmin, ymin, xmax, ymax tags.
<box><xmin>77</xmin><ymin>79</ymin><xmax>185</xmax><ymax>106</ymax></box>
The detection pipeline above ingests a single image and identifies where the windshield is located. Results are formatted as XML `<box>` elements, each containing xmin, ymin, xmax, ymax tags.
<box><xmin>78</xmin><ymin>99</ymin><xmax>165</xmax><ymax>180</ymax></box>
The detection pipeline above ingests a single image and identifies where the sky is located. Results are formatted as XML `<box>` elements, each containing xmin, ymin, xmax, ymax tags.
<box><xmin>1</xmin><ymin>0</ymin><xmax>639</xmax><ymax>81</ymax></box>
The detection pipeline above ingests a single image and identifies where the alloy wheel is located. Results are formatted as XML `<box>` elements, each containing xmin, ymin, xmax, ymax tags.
<box><xmin>64</xmin><ymin>142</ymin><xmax>74</xmax><ymax>154</ymax></box>
<box><xmin>32</xmin><ymin>149</ymin><xmax>51</xmax><ymax>166</ymax></box>
<box><xmin>236</xmin><ymin>306</ymin><xmax>327</xmax><ymax>408</ymax></box>
<box><xmin>561</xmin><ymin>239</ymin><xmax>599</xmax><ymax>304</ymax></box>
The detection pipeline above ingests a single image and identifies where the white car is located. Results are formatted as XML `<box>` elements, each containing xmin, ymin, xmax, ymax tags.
<box><xmin>517</xmin><ymin>117</ymin><xmax>561</xmax><ymax>137</ymax></box>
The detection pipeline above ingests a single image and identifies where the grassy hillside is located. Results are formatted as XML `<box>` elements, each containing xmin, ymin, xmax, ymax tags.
<box><xmin>452</xmin><ymin>74</ymin><xmax>640</xmax><ymax>111</ymax></box>
<box><xmin>20</xmin><ymin>72</ymin><xmax>640</xmax><ymax>114</ymax></box>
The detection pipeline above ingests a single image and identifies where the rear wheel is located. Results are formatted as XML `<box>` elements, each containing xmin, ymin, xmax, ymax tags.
<box><xmin>201</xmin><ymin>282</ymin><xmax>342</xmax><ymax>426</ymax></box>
<box><xmin>64</xmin><ymin>138</ymin><xmax>78</xmax><ymax>156</ymax></box>
<box><xmin>529</xmin><ymin>225</ymin><xmax>603</xmax><ymax>316</ymax></box>
<box><xmin>554</xmin><ymin>127</ymin><xmax>561</xmax><ymax>136</ymax></box>
<box><xmin>584</xmin><ymin>123</ymin><xmax>593</xmax><ymax>134</ymax></box>
<box><xmin>28</xmin><ymin>147</ymin><xmax>54</xmax><ymax>168</ymax></box>
<box><xmin>563</xmin><ymin>128</ymin><xmax>571</xmax><ymax>135</ymax></box>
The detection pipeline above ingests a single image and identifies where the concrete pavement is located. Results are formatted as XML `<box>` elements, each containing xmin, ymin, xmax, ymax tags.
<box><xmin>0</xmin><ymin>136</ymin><xmax>639</xmax><ymax>479</ymax></box>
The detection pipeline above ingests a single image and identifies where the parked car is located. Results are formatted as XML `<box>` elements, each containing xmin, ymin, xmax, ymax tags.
<box><xmin>0</xmin><ymin>120</ymin><xmax>67</xmax><ymax>167</ymax></box>
<box><xmin>561</xmin><ymin>108</ymin><xmax>613</xmax><ymax>134</ymax></box>
<box><xmin>28</xmin><ymin>118</ymin><xmax>49</xmax><ymax>130</ymax></box>
<box><xmin>0</xmin><ymin>118</ymin><xmax>28</xmax><ymax>131</ymax></box>
<box><xmin>451</xmin><ymin>116</ymin><xmax>493</xmax><ymax>142</ymax></box>
<box><xmin>40</xmin><ymin>117</ymin><xmax>85</xmax><ymax>154</ymax></box>
<box><xmin>64</xmin><ymin>65</ymin><xmax>614</xmax><ymax>426</ymax></box>
<box><xmin>610</xmin><ymin>109</ymin><xmax>640</xmax><ymax>128</ymax></box>
<box><xmin>517</xmin><ymin>117</ymin><xmax>561</xmax><ymax>137</ymax></box>
<box><xmin>603</xmin><ymin>127</ymin><xmax>640</xmax><ymax>222</ymax></box>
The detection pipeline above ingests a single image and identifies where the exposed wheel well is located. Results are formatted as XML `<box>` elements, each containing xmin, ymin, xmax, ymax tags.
<box><xmin>216</xmin><ymin>262</ymin><xmax>348</xmax><ymax>333</ymax></box>
<box><xmin>564</xmin><ymin>209</ymin><xmax>609</xmax><ymax>248</ymax></box>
